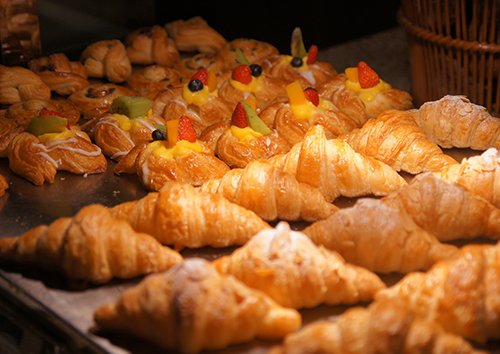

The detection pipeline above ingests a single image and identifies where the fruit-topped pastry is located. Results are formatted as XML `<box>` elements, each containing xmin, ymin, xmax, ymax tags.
<box><xmin>258</xmin><ymin>81</ymin><xmax>358</xmax><ymax>145</ymax></box>
<box><xmin>218</xmin><ymin>49</ymin><xmax>289</xmax><ymax>112</ymax></box>
<box><xmin>152</xmin><ymin>68</ymin><xmax>232</xmax><ymax>135</ymax></box>
<box><xmin>317</xmin><ymin>61</ymin><xmax>413</xmax><ymax>127</ymax></box>
<box><xmin>114</xmin><ymin>115</ymin><xmax>230</xmax><ymax>191</ymax></box>
<box><xmin>261</xmin><ymin>27</ymin><xmax>337</xmax><ymax>88</ymax></box>
<box><xmin>82</xmin><ymin>96</ymin><xmax>168</xmax><ymax>161</ymax></box>
<box><xmin>212</xmin><ymin>101</ymin><xmax>291</xmax><ymax>169</ymax></box>
<box><xmin>7</xmin><ymin>109</ymin><xmax>107</xmax><ymax>185</ymax></box>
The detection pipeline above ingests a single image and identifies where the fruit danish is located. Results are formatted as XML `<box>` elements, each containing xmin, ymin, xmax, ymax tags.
<box><xmin>126</xmin><ymin>64</ymin><xmax>183</xmax><ymax>99</ymax></box>
<box><xmin>164</xmin><ymin>16</ymin><xmax>228</xmax><ymax>54</ymax></box>
<box><xmin>214</xmin><ymin>101</ymin><xmax>292</xmax><ymax>168</ymax></box>
<box><xmin>124</xmin><ymin>25</ymin><xmax>179</xmax><ymax>67</ymax></box>
<box><xmin>173</xmin><ymin>52</ymin><xmax>231</xmax><ymax>85</ymax></box>
<box><xmin>213</xmin><ymin>221</ymin><xmax>385</xmax><ymax>309</ymax></box>
<box><xmin>317</xmin><ymin>61</ymin><xmax>413</xmax><ymax>127</ymax></box>
<box><xmin>0</xmin><ymin>204</ymin><xmax>183</xmax><ymax>284</ymax></box>
<box><xmin>108</xmin><ymin>181</ymin><xmax>271</xmax><ymax>250</ymax></box>
<box><xmin>93</xmin><ymin>258</ymin><xmax>301</xmax><ymax>353</ymax></box>
<box><xmin>28</xmin><ymin>53</ymin><xmax>90</xmax><ymax>96</ymax></box>
<box><xmin>7</xmin><ymin>110</ymin><xmax>107</xmax><ymax>185</ymax></box>
<box><xmin>259</xmin><ymin>81</ymin><xmax>358</xmax><ymax>146</ymax></box>
<box><xmin>3</xmin><ymin>98</ymin><xmax>80</xmax><ymax>125</ymax></box>
<box><xmin>0</xmin><ymin>116</ymin><xmax>23</xmax><ymax>157</ymax></box>
<box><xmin>199</xmin><ymin>159</ymin><xmax>338</xmax><ymax>222</ymax></box>
<box><xmin>0</xmin><ymin>64</ymin><xmax>51</xmax><ymax>105</ymax></box>
<box><xmin>268</xmin><ymin>125</ymin><xmax>407</xmax><ymax>202</ymax></box>
<box><xmin>0</xmin><ymin>174</ymin><xmax>7</xmax><ymax>198</ymax></box>
<box><xmin>80</xmin><ymin>39</ymin><xmax>132</xmax><ymax>83</ymax></box>
<box><xmin>218</xmin><ymin>38</ymin><xmax>280</xmax><ymax>69</ymax></box>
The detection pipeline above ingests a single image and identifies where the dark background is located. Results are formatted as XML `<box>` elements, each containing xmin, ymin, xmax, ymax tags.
<box><xmin>37</xmin><ymin>0</ymin><xmax>402</xmax><ymax>59</ymax></box>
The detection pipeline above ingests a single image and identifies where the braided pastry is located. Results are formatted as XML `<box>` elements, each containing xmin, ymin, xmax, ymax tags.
<box><xmin>80</xmin><ymin>39</ymin><xmax>132</xmax><ymax>83</ymax></box>
<box><xmin>124</xmin><ymin>25</ymin><xmax>179</xmax><ymax>66</ymax></box>
<box><xmin>0</xmin><ymin>64</ymin><xmax>51</xmax><ymax>105</ymax></box>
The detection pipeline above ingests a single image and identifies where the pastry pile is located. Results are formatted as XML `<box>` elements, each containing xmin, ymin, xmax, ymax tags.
<box><xmin>1</xmin><ymin>15</ymin><xmax>500</xmax><ymax>354</ymax></box>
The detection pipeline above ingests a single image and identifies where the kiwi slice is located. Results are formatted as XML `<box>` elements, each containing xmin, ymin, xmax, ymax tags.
<box><xmin>235</xmin><ymin>48</ymin><xmax>250</xmax><ymax>66</ymax></box>
<box><xmin>241</xmin><ymin>101</ymin><xmax>272</xmax><ymax>135</ymax></box>
<box><xmin>109</xmin><ymin>96</ymin><xmax>154</xmax><ymax>119</ymax></box>
<box><xmin>27</xmin><ymin>114</ymin><xmax>68</xmax><ymax>136</ymax></box>
<box><xmin>291</xmin><ymin>27</ymin><xmax>307</xmax><ymax>58</ymax></box>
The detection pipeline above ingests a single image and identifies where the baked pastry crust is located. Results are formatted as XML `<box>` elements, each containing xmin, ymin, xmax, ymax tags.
<box><xmin>4</xmin><ymin>99</ymin><xmax>80</xmax><ymax>125</ymax></box>
<box><xmin>0</xmin><ymin>116</ymin><xmax>24</xmax><ymax>157</ymax></box>
<box><xmin>174</xmin><ymin>52</ymin><xmax>231</xmax><ymax>85</ymax></box>
<box><xmin>0</xmin><ymin>174</ymin><xmax>7</xmax><ymax>198</ymax></box>
<box><xmin>126</xmin><ymin>64</ymin><xmax>183</xmax><ymax>99</ymax></box>
<box><xmin>0</xmin><ymin>64</ymin><xmax>51</xmax><ymax>105</ymax></box>
<box><xmin>80</xmin><ymin>39</ymin><xmax>132</xmax><ymax>83</ymax></box>
<box><xmin>218</xmin><ymin>38</ymin><xmax>280</xmax><ymax>69</ymax></box>
<box><xmin>124</xmin><ymin>25</ymin><xmax>179</xmax><ymax>66</ymax></box>
<box><xmin>93</xmin><ymin>258</ymin><xmax>301</xmax><ymax>353</ymax></box>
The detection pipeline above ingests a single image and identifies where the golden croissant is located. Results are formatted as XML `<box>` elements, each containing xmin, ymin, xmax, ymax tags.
<box><xmin>269</xmin><ymin>297</ymin><xmax>488</xmax><ymax>354</ymax></box>
<box><xmin>376</xmin><ymin>242</ymin><xmax>500</xmax><ymax>343</ymax></box>
<box><xmin>268</xmin><ymin>125</ymin><xmax>408</xmax><ymax>203</ymax></box>
<box><xmin>302</xmin><ymin>198</ymin><xmax>458</xmax><ymax>274</ymax></box>
<box><xmin>199</xmin><ymin>159</ymin><xmax>338</xmax><ymax>222</ymax></box>
<box><xmin>108</xmin><ymin>181</ymin><xmax>271</xmax><ymax>250</ymax></box>
<box><xmin>0</xmin><ymin>204</ymin><xmax>183</xmax><ymax>284</ymax></box>
<box><xmin>93</xmin><ymin>258</ymin><xmax>301</xmax><ymax>354</ymax></box>
<box><xmin>409</xmin><ymin>94</ymin><xmax>500</xmax><ymax>150</ymax></box>
<box><xmin>213</xmin><ymin>221</ymin><xmax>386</xmax><ymax>309</ymax></box>
<box><xmin>341</xmin><ymin>109</ymin><xmax>459</xmax><ymax>174</ymax></box>
<box><xmin>382</xmin><ymin>172</ymin><xmax>500</xmax><ymax>242</ymax></box>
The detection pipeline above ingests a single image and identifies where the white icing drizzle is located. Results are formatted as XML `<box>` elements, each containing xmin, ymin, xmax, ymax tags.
<box><xmin>111</xmin><ymin>151</ymin><xmax>129</xmax><ymax>159</ymax></box>
<box><xmin>141</xmin><ymin>161</ymin><xmax>151</xmax><ymax>186</ymax></box>
<box><xmin>171</xmin><ymin>99</ymin><xmax>187</xmax><ymax>108</ymax></box>
<box><xmin>36</xmin><ymin>151</ymin><xmax>60</xmax><ymax>168</ymax></box>
<box><xmin>300</xmin><ymin>70</ymin><xmax>316</xmax><ymax>86</ymax></box>
<box><xmin>95</xmin><ymin>120</ymin><xmax>135</xmax><ymax>147</ymax></box>
<box><xmin>135</xmin><ymin>118</ymin><xmax>156</xmax><ymax>131</ymax></box>
<box><xmin>34</xmin><ymin>137</ymin><xmax>102</xmax><ymax>157</ymax></box>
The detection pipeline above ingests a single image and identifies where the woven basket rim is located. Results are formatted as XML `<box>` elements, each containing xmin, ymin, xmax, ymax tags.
<box><xmin>397</xmin><ymin>8</ymin><xmax>500</xmax><ymax>54</ymax></box>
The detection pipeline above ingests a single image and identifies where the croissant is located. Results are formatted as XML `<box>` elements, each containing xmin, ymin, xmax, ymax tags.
<box><xmin>434</xmin><ymin>148</ymin><xmax>500</xmax><ymax>209</ymax></box>
<box><xmin>269</xmin><ymin>297</ymin><xmax>488</xmax><ymax>354</ymax></box>
<box><xmin>126</xmin><ymin>64</ymin><xmax>183</xmax><ymax>99</ymax></box>
<box><xmin>4</xmin><ymin>99</ymin><xmax>80</xmax><ymax>125</ymax></box>
<box><xmin>268</xmin><ymin>125</ymin><xmax>408</xmax><ymax>203</ymax></box>
<box><xmin>80</xmin><ymin>39</ymin><xmax>132</xmax><ymax>83</ymax></box>
<box><xmin>0</xmin><ymin>64</ymin><xmax>51</xmax><ymax>105</ymax></box>
<box><xmin>213</xmin><ymin>221</ymin><xmax>385</xmax><ymax>309</ymax></box>
<box><xmin>0</xmin><ymin>204</ymin><xmax>183</xmax><ymax>284</ymax></box>
<box><xmin>0</xmin><ymin>174</ymin><xmax>7</xmax><ymax>198</ymax></box>
<box><xmin>199</xmin><ymin>160</ymin><xmax>338</xmax><ymax>222</ymax></box>
<box><xmin>340</xmin><ymin>109</ymin><xmax>459</xmax><ymax>174</ymax></box>
<box><xmin>376</xmin><ymin>242</ymin><xmax>500</xmax><ymax>343</ymax></box>
<box><xmin>409</xmin><ymin>95</ymin><xmax>500</xmax><ymax>150</ymax></box>
<box><xmin>93</xmin><ymin>258</ymin><xmax>301</xmax><ymax>353</ymax></box>
<box><xmin>218</xmin><ymin>38</ymin><xmax>280</xmax><ymax>69</ymax></box>
<box><xmin>302</xmin><ymin>198</ymin><xmax>459</xmax><ymax>274</ymax></box>
<box><xmin>108</xmin><ymin>181</ymin><xmax>271</xmax><ymax>250</ymax></box>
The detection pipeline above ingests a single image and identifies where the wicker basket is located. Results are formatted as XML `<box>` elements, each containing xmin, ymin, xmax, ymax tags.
<box><xmin>398</xmin><ymin>0</ymin><xmax>500</xmax><ymax>116</ymax></box>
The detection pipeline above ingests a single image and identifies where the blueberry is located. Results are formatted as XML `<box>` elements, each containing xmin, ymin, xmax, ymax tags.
<box><xmin>152</xmin><ymin>129</ymin><xmax>166</xmax><ymax>141</ymax></box>
<box><xmin>291</xmin><ymin>57</ymin><xmax>303</xmax><ymax>68</ymax></box>
<box><xmin>250</xmin><ymin>64</ymin><xmax>263</xmax><ymax>77</ymax></box>
<box><xmin>188</xmin><ymin>79</ymin><xmax>204</xmax><ymax>92</ymax></box>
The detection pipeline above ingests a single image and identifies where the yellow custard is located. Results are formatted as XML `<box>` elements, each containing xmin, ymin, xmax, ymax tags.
<box><xmin>344</xmin><ymin>79</ymin><xmax>391</xmax><ymax>102</ymax></box>
<box><xmin>230</xmin><ymin>125</ymin><xmax>263</xmax><ymax>142</ymax></box>
<box><xmin>111</xmin><ymin>109</ymin><xmax>154</xmax><ymax>131</ymax></box>
<box><xmin>151</xmin><ymin>139</ymin><xmax>203</xmax><ymax>159</ymax></box>
<box><xmin>290</xmin><ymin>100</ymin><xmax>317</xmax><ymax>120</ymax></box>
<box><xmin>283</xmin><ymin>55</ymin><xmax>310</xmax><ymax>72</ymax></box>
<box><xmin>182</xmin><ymin>84</ymin><xmax>218</xmax><ymax>106</ymax></box>
<box><xmin>38</xmin><ymin>129</ymin><xmax>76</xmax><ymax>145</ymax></box>
<box><xmin>229</xmin><ymin>75</ymin><xmax>263</xmax><ymax>93</ymax></box>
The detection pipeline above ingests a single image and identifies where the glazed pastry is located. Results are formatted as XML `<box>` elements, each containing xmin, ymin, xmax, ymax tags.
<box><xmin>434</xmin><ymin>148</ymin><xmax>500</xmax><ymax>209</ymax></box>
<box><xmin>215</xmin><ymin>102</ymin><xmax>292</xmax><ymax>168</ymax></box>
<box><xmin>4</xmin><ymin>99</ymin><xmax>80</xmax><ymax>125</ymax></box>
<box><xmin>67</xmin><ymin>83</ymin><xmax>139</xmax><ymax>120</ymax></box>
<box><xmin>108</xmin><ymin>181</ymin><xmax>271</xmax><ymax>250</ymax></box>
<box><xmin>0</xmin><ymin>116</ymin><xmax>24</xmax><ymax>157</ymax></box>
<box><xmin>199</xmin><ymin>160</ymin><xmax>338</xmax><ymax>222</ymax></box>
<box><xmin>0</xmin><ymin>64</ymin><xmax>51</xmax><ymax>105</ymax></box>
<box><xmin>213</xmin><ymin>222</ymin><xmax>385</xmax><ymax>309</ymax></box>
<box><xmin>269</xmin><ymin>297</ymin><xmax>488</xmax><ymax>354</ymax></box>
<box><xmin>126</xmin><ymin>64</ymin><xmax>183</xmax><ymax>99</ymax></box>
<box><xmin>173</xmin><ymin>52</ymin><xmax>231</xmax><ymax>85</ymax></box>
<box><xmin>164</xmin><ymin>16</ymin><xmax>228</xmax><ymax>53</ymax></box>
<box><xmin>317</xmin><ymin>62</ymin><xmax>413</xmax><ymax>127</ymax></box>
<box><xmin>268</xmin><ymin>125</ymin><xmax>408</xmax><ymax>203</ymax></box>
<box><xmin>259</xmin><ymin>81</ymin><xmax>358</xmax><ymax>145</ymax></box>
<box><xmin>409</xmin><ymin>94</ymin><xmax>500</xmax><ymax>150</ymax></box>
<box><xmin>124</xmin><ymin>25</ymin><xmax>179</xmax><ymax>67</ymax></box>
<box><xmin>340</xmin><ymin>109</ymin><xmax>459</xmax><ymax>174</ymax></box>
<box><xmin>0</xmin><ymin>204</ymin><xmax>183</xmax><ymax>284</ymax></box>
<box><xmin>80</xmin><ymin>39</ymin><xmax>132</xmax><ymax>83</ymax></box>
<box><xmin>93</xmin><ymin>258</ymin><xmax>301</xmax><ymax>353</ymax></box>
<box><xmin>302</xmin><ymin>197</ymin><xmax>458</xmax><ymax>274</ymax></box>
<box><xmin>218</xmin><ymin>38</ymin><xmax>280</xmax><ymax>69</ymax></box>
<box><xmin>382</xmin><ymin>172</ymin><xmax>500</xmax><ymax>242</ymax></box>
<box><xmin>0</xmin><ymin>174</ymin><xmax>7</xmax><ymax>198</ymax></box>
<box><xmin>376</xmin><ymin>242</ymin><xmax>500</xmax><ymax>343</ymax></box>
<box><xmin>28</xmin><ymin>53</ymin><xmax>90</xmax><ymax>96</ymax></box>
<box><xmin>152</xmin><ymin>69</ymin><xmax>232</xmax><ymax>135</ymax></box>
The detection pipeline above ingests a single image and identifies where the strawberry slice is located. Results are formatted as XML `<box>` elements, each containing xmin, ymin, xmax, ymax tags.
<box><xmin>357</xmin><ymin>61</ymin><xmax>380</xmax><ymax>89</ymax></box>
<box><xmin>177</xmin><ymin>116</ymin><xmax>197</xmax><ymax>143</ymax></box>
<box><xmin>232</xmin><ymin>65</ymin><xmax>252</xmax><ymax>85</ymax></box>
<box><xmin>303</xmin><ymin>87</ymin><xmax>319</xmax><ymax>106</ymax></box>
<box><xmin>306</xmin><ymin>45</ymin><xmax>318</xmax><ymax>65</ymax></box>
<box><xmin>190</xmin><ymin>68</ymin><xmax>208</xmax><ymax>86</ymax></box>
<box><xmin>231</xmin><ymin>102</ymin><xmax>248</xmax><ymax>128</ymax></box>
<box><xmin>40</xmin><ymin>109</ymin><xmax>65</xmax><ymax>117</ymax></box>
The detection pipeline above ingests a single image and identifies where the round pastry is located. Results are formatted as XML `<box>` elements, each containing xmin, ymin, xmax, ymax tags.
<box><xmin>68</xmin><ymin>83</ymin><xmax>139</xmax><ymax>120</ymax></box>
<box><xmin>80</xmin><ymin>39</ymin><xmax>132</xmax><ymax>83</ymax></box>
<box><xmin>0</xmin><ymin>64</ymin><xmax>51</xmax><ymax>105</ymax></box>
<box><xmin>173</xmin><ymin>52</ymin><xmax>231</xmax><ymax>85</ymax></box>
<box><xmin>28</xmin><ymin>53</ymin><xmax>90</xmax><ymax>96</ymax></box>
<box><xmin>124</xmin><ymin>25</ymin><xmax>180</xmax><ymax>67</ymax></box>
<box><xmin>127</xmin><ymin>65</ymin><xmax>183</xmax><ymax>99</ymax></box>
<box><xmin>4</xmin><ymin>99</ymin><xmax>81</xmax><ymax>125</ymax></box>
<box><xmin>164</xmin><ymin>16</ymin><xmax>227</xmax><ymax>54</ymax></box>
<box><xmin>218</xmin><ymin>38</ymin><xmax>280</xmax><ymax>69</ymax></box>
